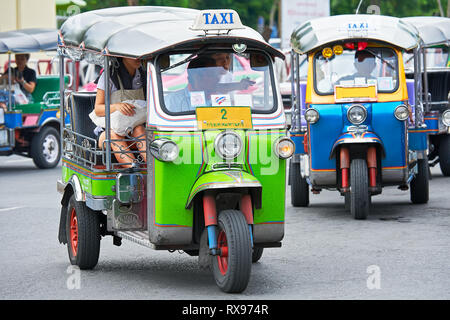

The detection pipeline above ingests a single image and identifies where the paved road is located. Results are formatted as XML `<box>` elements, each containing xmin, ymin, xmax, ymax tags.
<box><xmin>0</xmin><ymin>155</ymin><xmax>449</xmax><ymax>300</ymax></box>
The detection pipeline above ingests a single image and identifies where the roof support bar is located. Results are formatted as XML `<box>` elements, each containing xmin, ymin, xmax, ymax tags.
<box><xmin>104</xmin><ymin>56</ymin><xmax>112</xmax><ymax>171</ymax></box>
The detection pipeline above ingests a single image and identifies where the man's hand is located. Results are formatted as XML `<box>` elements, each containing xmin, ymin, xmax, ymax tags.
<box><xmin>238</xmin><ymin>77</ymin><xmax>256</xmax><ymax>89</ymax></box>
<box><xmin>114</xmin><ymin>102</ymin><xmax>136</xmax><ymax>116</ymax></box>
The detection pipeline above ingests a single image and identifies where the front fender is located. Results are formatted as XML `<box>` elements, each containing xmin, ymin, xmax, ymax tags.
<box><xmin>329</xmin><ymin>131</ymin><xmax>385</xmax><ymax>159</ymax></box>
<box><xmin>185</xmin><ymin>170</ymin><xmax>262</xmax><ymax>209</ymax></box>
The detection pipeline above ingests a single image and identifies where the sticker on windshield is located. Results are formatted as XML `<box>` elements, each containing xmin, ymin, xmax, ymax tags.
<box><xmin>233</xmin><ymin>94</ymin><xmax>253</xmax><ymax>108</ymax></box>
<box><xmin>190</xmin><ymin>91</ymin><xmax>206</xmax><ymax>106</ymax></box>
<box><xmin>377</xmin><ymin>77</ymin><xmax>393</xmax><ymax>91</ymax></box>
<box><xmin>211</xmin><ymin>94</ymin><xmax>231</xmax><ymax>106</ymax></box>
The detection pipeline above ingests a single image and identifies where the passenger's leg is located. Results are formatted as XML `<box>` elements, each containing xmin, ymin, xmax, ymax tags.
<box><xmin>98</xmin><ymin>130</ymin><xmax>137</xmax><ymax>168</ymax></box>
<box><xmin>131</xmin><ymin>125</ymin><xmax>147</xmax><ymax>163</ymax></box>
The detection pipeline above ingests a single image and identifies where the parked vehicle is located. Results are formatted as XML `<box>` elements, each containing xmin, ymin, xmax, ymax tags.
<box><xmin>0</xmin><ymin>28</ymin><xmax>69</xmax><ymax>168</ymax></box>
<box><xmin>56</xmin><ymin>6</ymin><xmax>292</xmax><ymax>293</ymax></box>
<box><xmin>289</xmin><ymin>14</ymin><xmax>429</xmax><ymax>219</ymax></box>
<box><xmin>402</xmin><ymin>16</ymin><xmax>450</xmax><ymax>176</ymax></box>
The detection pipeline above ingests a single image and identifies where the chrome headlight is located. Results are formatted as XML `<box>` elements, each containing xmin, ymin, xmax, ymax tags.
<box><xmin>215</xmin><ymin>131</ymin><xmax>243</xmax><ymax>160</ymax></box>
<box><xmin>443</xmin><ymin>110</ymin><xmax>450</xmax><ymax>127</ymax></box>
<box><xmin>150</xmin><ymin>138</ymin><xmax>179</xmax><ymax>162</ymax></box>
<box><xmin>394</xmin><ymin>104</ymin><xmax>409</xmax><ymax>121</ymax></box>
<box><xmin>0</xmin><ymin>108</ymin><xmax>4</xmax><ymax>125</ymax></box>
<box><xmin>305</xmin><ymin>108</ymin><xmax>319</xmax><ymax>124</ymax></box>
<box><xmin>274</xmin><ymin>137</ymin><xmax>295</xmax><ymax>159</ymax></box>
<box><xmin>347</xmin><ymin>104</ymin><xmax>367</xmax><ymax>125</ymax></box>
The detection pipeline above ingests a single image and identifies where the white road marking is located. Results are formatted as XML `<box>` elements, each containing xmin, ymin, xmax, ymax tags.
<box><xmin>0</xmin><ymin>206</ymin><xmax>25</xmax><ymax>212</ymax></box>
<box><xmin>6</xmin><ymin>158</ymin><xmax>32</xmax><ymax>163</ymax></box>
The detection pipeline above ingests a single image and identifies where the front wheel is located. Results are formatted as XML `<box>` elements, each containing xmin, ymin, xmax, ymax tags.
<box><xmin>290</xmin><ymin>161</ymin><xmax>309</xmax><ymax>207</ymax></box>
<box><xmin>410</xmin><ymin>158</ymin><xmax>429</xmax><ymax>204</ymax></box>
<box><xmin>31</xmin><ymin>126</ymin><xmax>61</xmax><ymax>169</ymax></box>
<box><xmin>252</xmin><ymin>247</ymin><xmax>264</xmax><ymax>263</ymax></box>
<box><xmin>350</xmin><ymin>159</ymin><xmax>370</xmax><ymax>220</ymax></box>
<box><xmin>439</xmin><ymin>135</ymin><xmax>450</xmax><ymax>176</ymax></box>
<box><xmin>66</xmin><ymin>194</ymin><xmax>101</xmax><ymax>269</ymax></box>
<box><xmin>211</xmin><ymin>210</ymin><xmax>252</xmax><ymax>293</ymax></box>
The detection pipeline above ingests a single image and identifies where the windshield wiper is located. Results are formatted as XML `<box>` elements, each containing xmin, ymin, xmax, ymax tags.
<box><xmin>365</xmin><ymin>48</ymin><xmax>396</xmax><ymax>71</ymax></box>
<box><xmin>161</xmin><ymin>46</ymin><xmax>209</xmax><ymax>73</ymax></box>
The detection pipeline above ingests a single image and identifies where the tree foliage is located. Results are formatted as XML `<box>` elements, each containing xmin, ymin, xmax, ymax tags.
<box><xmin>81</xmin><ymin>0</ymin><xmax>450</xmax><ymax>31</ymax></box>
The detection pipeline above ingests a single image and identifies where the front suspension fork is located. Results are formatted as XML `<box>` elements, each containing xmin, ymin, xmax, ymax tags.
<box><xmin>203</xmin><ymin>193</ymin><xmax>254</xmax><ymax>256</ymax></box>
<box><xmin>340</xmin><ymin>146</ymin><xmax>377</xmax><ymax>189</ymax></box>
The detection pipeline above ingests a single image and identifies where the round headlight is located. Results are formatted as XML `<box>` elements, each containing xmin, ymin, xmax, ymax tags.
<box><xmin>215</xmin><ymin>131</ymin><xmax>243</xmax><ymax>160</ymax></box>
<box><xmin>305</xmin><ymin>108</ymin><xmax>319</xmax><ymax>124</ymax></box>
<box><xmin>394</xmin><ymin>105</ymin><xmax>409</xmax><ymax>121</ymax></box>
<box><xmin>274</xmin><ymin>137</ymin><xmax>295</xmax><ymax>159</ymax></box>
<box><xmin>442</xmin><ymin>110</ymin><xmax>450</xmax><ymax>127</ymax></box>
<box><xmin>347</xmin><ymin>105</ymin><xmax>367</xmax><ymax>125</ymax></box>
<box><xmin>150</xmin><ymin>139</ymin><xmax>179</xmax><ymax>162</ymax></box>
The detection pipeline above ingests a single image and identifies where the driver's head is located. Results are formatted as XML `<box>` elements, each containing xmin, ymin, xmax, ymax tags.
<box><xmin>187</xmin><ymin>56</ymin><xmax>221</xmax><ymax>91</ymax></box>
<box><xmin>354</xmin><ymin>50</ymin><xmax>376</xmax><ymax>76</ymax></box>
<box><xmin>211</xmin><ymin>53</ymin><xmax>231</xmax><ymax>74</ymax></box>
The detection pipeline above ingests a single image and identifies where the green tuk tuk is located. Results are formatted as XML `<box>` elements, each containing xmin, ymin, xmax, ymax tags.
<box><xmin>56</xmin><ymin>6</ymin><xmax>293</xmax><ymax>293</ymax></box>
<box><xmin>0</xmin><ymin>28</ymin><xmax>69</xmax><ymax>168</ymax></box>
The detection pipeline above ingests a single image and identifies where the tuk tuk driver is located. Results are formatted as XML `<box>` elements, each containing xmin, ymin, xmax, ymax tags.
<box><xmin>338</xmin><ymin>50</ymin><xmax>377</xmax><ymax>85</ymax></box>
<box><xmin>165</xmin><ymin>56</ymin><xmax>222</xmax><ymax>112</ymax></box>
<box><xmin>0</xmin><ymin>53</ymin><xmax>37</xmax><ymax>110</ymax></box>
<box><xmin>209</xmin><ymin>52</ymin><xmax>255</xmax><ymax>92</ymax></box>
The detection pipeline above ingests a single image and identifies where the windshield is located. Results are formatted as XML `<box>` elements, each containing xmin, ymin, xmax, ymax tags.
<box><xmin>314</xmin><ymin>47</ymin><xmax>399</xmax><ymax>95</ymax></box>
<box><xmin>404</xmin><ymin>47</ymin><xmax>449</xmax><ymax>70</ymax></box>
<box><xmin>158</xmin><ymin>51</ymin><xmax>275</xmax><ymax>114</ymax></box>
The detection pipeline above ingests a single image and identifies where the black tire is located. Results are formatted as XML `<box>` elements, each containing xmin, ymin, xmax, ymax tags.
<box><xmin>350</xmin><ymin>159</ymin><xmax>370</xmax><ymax>220</ymax></box>
<box><xmin>439</xmin><ymin>135</ymin><xmax>450</xmax><ymax>176</ymax></box>
<box><xmin>410</xmin><ymin>158</ymin><xmax>429</xmax><ymax>204</ymax></box>
<box><xmin>211</xmin><ymin>210</ymin><xmax>252</xmax><ymax>293</ymax></box>
<box><xmin>30</xmin><ymin>126</ymin><xmax>61</xmax><ymax>169</ymax></box>
<box><xmin>290</xmin><ymin>161</ymin><xmax>309</xmax><ymax>207</ymax></box>
<box><xmin>252</xmin><ymin>247</ymin><xmax>264</xmax><ymax>263</ymax></box>
<box><xmin>344</xmin><ymin>192</ymin><xmax>350</xmax><ymax>211</ymax></box>
<box><xmin>66</xmin><ymin>194</ymin><xmax>101</xmax><ymax>270</ymax></box>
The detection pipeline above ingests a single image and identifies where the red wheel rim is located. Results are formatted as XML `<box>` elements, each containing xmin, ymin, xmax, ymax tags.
<box><xmin>69</xmin><ymin>208</ymin><xmax>78</xmax><ymax>257</ymax></box>
<box><xmin>217</xmin><ymin>230</ymin><xmax>228</xmax><ymax>276</ymax></box>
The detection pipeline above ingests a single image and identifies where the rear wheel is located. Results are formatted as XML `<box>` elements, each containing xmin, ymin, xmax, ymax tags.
<box><xmin>211</xmin><ymin>210</ymin><xmax>252</xmax><ymax>293</ymax></box>
<box><xmin>31</xmin><ymin>126</ymin><xmax>61</xmax><ymax>169</ymax></box>
<box><xmin>66</xmin><ymin>195</ymin><xmax>101</xmax><ymax>269</ymax></box>
<box><xmin>410</xmin><ymin>158</ymin><xmax>429</xmax><ymax>204</ymax></box>
<box><xmin>350</xmin><ymin>159</ymin><xmax>370</xmax><ymax>220</ymax></box>
<box><xmin>290</xmin><ymin>161</ymin><xmax>309</xmax><ymax>207</ymax></box>
<box><xmin>252</xmin><ymin>247</ymin><xmax>264</xmax><ymax>263</ymax></box>
<box><xmin>439</xmin><ymin>135</ymin><xmax>450</xmax><ymax>176</ymax></box>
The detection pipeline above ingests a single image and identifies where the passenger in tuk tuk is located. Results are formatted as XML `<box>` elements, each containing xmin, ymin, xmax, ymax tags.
<box><xmin>93</xmin><ymin>57</ymin><xmax>147</xmax><ymax>167</ymax></box>
<box><xmin>0</xmin><ymin>53</ymin><xmax>37</xmax><ymax>110</ymax></box>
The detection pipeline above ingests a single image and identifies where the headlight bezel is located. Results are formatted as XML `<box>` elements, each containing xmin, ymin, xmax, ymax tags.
<box><xmin>214</xmin><ymin>130</ymin><xmax>243</xmax><ymax>160</ymax></box>
<box><xmin>394</xmin><ymin>104</ymin><xmax>409</xmax><ymax>121</ymax></box>
<box><xmin>304</xmin><ymin>108</ymin><xmax>319</xmax><ymax>124</ymax></box>
<box><xmin>149</xmin><ymin>138</ymin><xmax>179</xmax><ymax>162</ymax></box>
<box><xmin>442</xmin><ymin>110</ymin><xmax>450</xmax><ymax>127</ymax></box>
<box><xmin>347</xmin><ymin>104</ymin><xmax>367</xmax><ymax>125</ymax></box>
<box><xmin>274</xmin><ymin>137</ymin><xmax>295</xmax><ymax>159</ymax></box>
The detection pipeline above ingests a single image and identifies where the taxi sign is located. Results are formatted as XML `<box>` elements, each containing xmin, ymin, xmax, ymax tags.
<box><xmin>196</xmin><ymin>107</ymin><xmax>252</xmax><ymax>130</ymax></box>
<box><xmin>191</xmin><ymin>9</ymin><xmax>245</xmax><ymax>32</ymax></box>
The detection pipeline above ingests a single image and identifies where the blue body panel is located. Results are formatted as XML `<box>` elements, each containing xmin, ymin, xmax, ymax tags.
<box><xmin>290</xmin><ymin>132</ymin><xmax>306</xmax><ymax>154</ymax></box>
<box><xmin>408</xmin><ymin>129</ymin><xmax>428</xmax><ymax>151</ymax></box>
<box><xmin>5</xmin><ymin>112</ymin><xmax>22</xmax><ymax>128</ymax></box>
<box><xmin>309</xmin><ymin>102</ymin><xmax>407</xmax><ymax>171</ymax></box>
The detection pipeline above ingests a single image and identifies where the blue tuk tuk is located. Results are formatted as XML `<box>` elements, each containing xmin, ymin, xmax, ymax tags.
<box><xmin>402</xmin><ymin>17</ymin><xmax>450</xmax><ymax>176</ymax></box>
<box><xmin>289</xmin><ymin>14</ymin><xmax>429</xmax><ymax>219</ymax></box>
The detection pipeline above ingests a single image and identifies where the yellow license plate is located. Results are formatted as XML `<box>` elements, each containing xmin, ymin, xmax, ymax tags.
<box><xmin>335</xmin><ymin>85</ymin><xmax>377</xmax><ymax>102</ymax></box>
<box><xmin>196</xmin><ymin>107</ymin><xmax>253</xmax><ymax>130</ymax></box>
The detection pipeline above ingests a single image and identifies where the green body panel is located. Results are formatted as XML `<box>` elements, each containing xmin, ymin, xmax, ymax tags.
<box><xmin>62</xmin><ymin>159</ymin><xmax>117</xmax><ymax>197</ymax></box>
<box><xmin>150</xmin><ymin>129</ymin><xmax>287</xmax><ymax>228</ymax></box>
<box><xmin>151</xmin><ymin>132</ymin><xmax>205</xmax><ymax>227</ymax></box>
<box><xmin>13</xmin><ymin>75</ymin><xmax>68</xmax><ymax>114</ymax></box>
